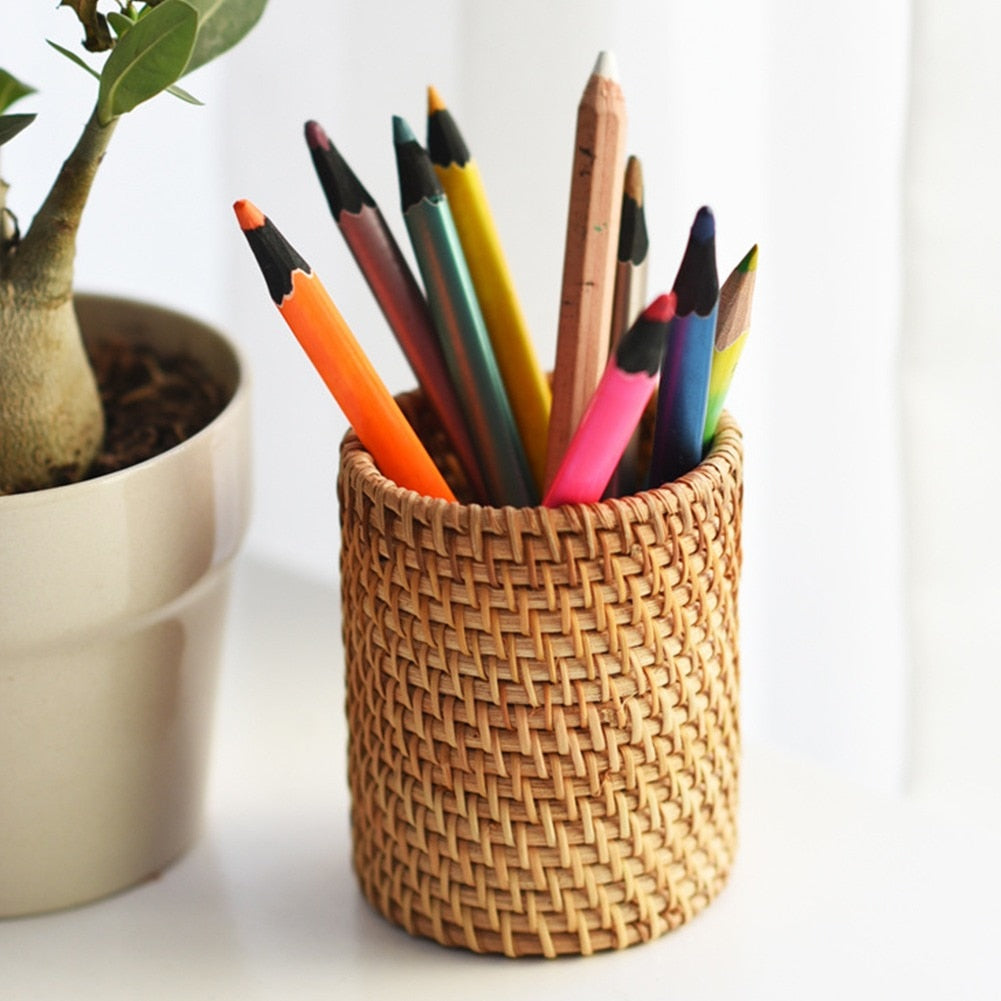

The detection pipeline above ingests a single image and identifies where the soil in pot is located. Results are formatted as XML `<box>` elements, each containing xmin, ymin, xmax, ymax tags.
<box><xmin>88</xmin><ymin>335</ymin><xmax>227</xmax><ymax>478</ymax></box>
<box><xmin>47</xmin><ymin>335</ymin><xmax>228</xmax><ymax>488</ymax></box>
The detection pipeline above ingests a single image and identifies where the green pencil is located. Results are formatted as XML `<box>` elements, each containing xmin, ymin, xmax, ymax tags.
<box><xmin>703</xmin><ymin>244</ymin><xmax>757</xmax><ymax>451</ymax></box>
<box><xmin>392</xmin><ymin>115</ymin><xmax>535</xmax><ymax>507</ymax></box>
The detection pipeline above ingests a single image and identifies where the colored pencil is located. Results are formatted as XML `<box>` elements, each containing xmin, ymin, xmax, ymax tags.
<box><xmin>703</xmin><ymin>243</ymin><xmax>758</xmax><ymax>451</ymax></box>
<box><xmin>234</xmin><ymin>198</ymin><xmax>456</xmax><ymax>503</ymax></box>
<box><xmin>543</xmin><ymin>293</ymin><xmax>675</xmax><ymax>508</ymax></box>
<box><xmin>647</xmin><ymin>206</ymin><xmax>719</xmax><ymax>487</ymax></box>
<box><xmin>426</xmin><ymin>86</ymin><xmax>551</xmax><ymax>494</ymax></box>
<box><xmin>609</xmin><ymin>155</ymin><xmax>650</xmax><ymax>352</ymax></box>
<box><xmin>607</xmin><ymin>154</ymin><xmax>650</xmax><ymax>497</ymax></box>
<box><xmin>545</xmin><ymin>50</ymin><xmax>628</xmax><ymax>490</ymax></box>
<box><xmin>392</xmin><ymin>115</ymin><xmax>536</xmax><ymax>508</ymax></box>
<box><xmin>304</xmin><ymin>119</ymin><xmax>489</xmax><ymax>502</ymax></box>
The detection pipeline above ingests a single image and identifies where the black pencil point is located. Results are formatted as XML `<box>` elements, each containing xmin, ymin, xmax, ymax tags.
<box><xmin>305</xmin><ymin>120</ymin><xmax>375</xmax><ymax>219</ymax></box>
<box><xmin>239</xmin><ymin>212</ymin><xmax>311</xmax><ymax>305</ymax></box>
<box><xmin>615</xmin><ymin>294</ymin><xmax>674</xmax><ymax>375</ymax></box>
<box><xmin>617</xmin><ymin>188</ymin><xmax>649</xmax><ymax>267</ymax></box>
<box><xmin>673</xmin><ymin>207</ymin><xmax>719</xmax><ymax>316</ymax></box>
<box><xmin>427</xmin><ymin>105</ymin><xmax>471</xmax><ymax>168</ymax></box>
<box><xmin>392</xmin><ymin>115</ymin><xmax>442</xmax><ymax>213</ymax></box>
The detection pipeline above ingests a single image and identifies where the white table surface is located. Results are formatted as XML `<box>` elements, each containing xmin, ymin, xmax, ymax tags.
<box><xmin>3</xmin><ymin>556</ymin><xmax>998</xmax><ymax>999</ymax></box>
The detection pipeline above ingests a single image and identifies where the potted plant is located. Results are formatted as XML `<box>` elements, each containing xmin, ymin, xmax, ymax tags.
<box><xmin>0</xmin><ymin>1</ymin><xmax>264</xmax><ymax>917</ymax></box>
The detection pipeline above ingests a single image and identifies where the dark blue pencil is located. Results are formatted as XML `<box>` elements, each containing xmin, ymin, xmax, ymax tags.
<box><xmin>647</xmin><ymin>206</ymin><xmax>719</xmax><ymax>486</ymax></box>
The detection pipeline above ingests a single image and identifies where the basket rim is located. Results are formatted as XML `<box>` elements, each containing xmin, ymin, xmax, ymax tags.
<box><xmin>339</xmin><ymin>406</ymin><xmax>741</xmax><ymax>517</ymax></box>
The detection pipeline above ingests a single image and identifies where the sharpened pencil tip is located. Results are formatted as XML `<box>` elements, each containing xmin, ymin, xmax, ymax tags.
<box><xmin>740</xmin><ymin>244</ymin><xmax>759</xmax><ymax>272</ymax></box>
<box><xmin>593</xmin><ymin>50</ymin><xmax>618</xmax><ymax>80</ymax></box>
<box><xmin>643</xmin><ymin>292</ymin><xmax>677</xmax><ymax>325</ymax></box>
<box><xmin>427</xmin><ymin>85</ymin><xmax>446</xmax><ymax>115</ymax></box>
<box><xmin>624</xmin><ymin>155</ymin><xmax>643</xmax><ymax>203</ymax></box>
<box><xmin>304</xmin><ymin>119</ymin><xmax>330</xmax><ymax>152</ymax></box>
<box><xmin>691</xmin><ymin>205</ymin><xmax>715</xmax><ymax>243</ymax></box>
<box><xmin>233</xmin><ymin>198</ymin><xmax>265</xmax><ymax>231</ymax></box>
<box><xmin>392</xmin><ymin>115</ymin><xmax>417</xmax><ymax>146</ymax></box>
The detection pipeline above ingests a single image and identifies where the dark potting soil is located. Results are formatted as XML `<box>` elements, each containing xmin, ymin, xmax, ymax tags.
<box><xmin>84</xmin><ymin>337</ymin><xmax>227</xmax><ymax>480</ymax></box>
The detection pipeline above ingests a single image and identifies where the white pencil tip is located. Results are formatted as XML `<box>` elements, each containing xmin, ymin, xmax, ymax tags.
<box><xmin>593</xmin><ymin>51</ymin><xmax>618</xmax><ymax>80</ymax></box>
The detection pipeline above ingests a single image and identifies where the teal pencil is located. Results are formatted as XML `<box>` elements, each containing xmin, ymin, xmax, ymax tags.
<box><xmin>392</xmin><ymin>115</ymin><xmax>536</xmax><ymax>508</ymax></box>
<box><xmin>304</xmin><ymin>119</ymin><xmax>490</xmax><ymax>503</ymax></box>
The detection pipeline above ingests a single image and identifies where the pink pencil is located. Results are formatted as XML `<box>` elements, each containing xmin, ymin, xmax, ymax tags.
<box><xmin>543</xmin><ymin>293</ymin><xmax>675</xmax><ymax>507</ymax></box>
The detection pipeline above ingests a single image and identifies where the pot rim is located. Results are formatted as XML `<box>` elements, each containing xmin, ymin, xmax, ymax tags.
<box><xmin>0</xmin><ymin>292</ymin><xmax>249</xmax><ymax>510</ymax></box>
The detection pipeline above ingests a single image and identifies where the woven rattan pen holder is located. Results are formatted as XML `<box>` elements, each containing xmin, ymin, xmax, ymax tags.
<box><xmin>338</xmin><ymin>390</ymin><xmax>743</xmax><ymax>958</ymax></box>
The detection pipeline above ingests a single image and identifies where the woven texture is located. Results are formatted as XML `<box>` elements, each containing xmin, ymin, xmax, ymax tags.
<box><xmin>338</xmin><ymin>392</ymin><xmax>743</xmax><ymax>958</ymax></box>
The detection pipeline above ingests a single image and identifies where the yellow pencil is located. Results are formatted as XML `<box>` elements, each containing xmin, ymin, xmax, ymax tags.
<box><xmin>426</xmin><ymin>85</ymin><xmax>551</xmax><ymax>493</ymax></box>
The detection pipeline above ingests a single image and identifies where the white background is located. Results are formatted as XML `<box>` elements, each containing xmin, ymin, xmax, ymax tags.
<box><xmin>5</xmin><ymin>2</ymin><xmax>999</xmax><ymax>810</ymax></box>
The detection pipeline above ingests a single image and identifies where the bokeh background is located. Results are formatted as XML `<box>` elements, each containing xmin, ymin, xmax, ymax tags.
<box><xmin>6</xmin><ymin>1</ymin><xmax>999</xmax><ymax>812</ymax></box>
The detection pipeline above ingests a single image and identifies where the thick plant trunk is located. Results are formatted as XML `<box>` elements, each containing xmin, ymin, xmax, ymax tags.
<box><xmin>0</xmin><ymin>109</ymin><xmax>116</xmax><ymax>494</ymax></box>
<box><xmin>0</xmin><ymin>287</ymin><xmax>104</xmax><ymax>493</ymax></box>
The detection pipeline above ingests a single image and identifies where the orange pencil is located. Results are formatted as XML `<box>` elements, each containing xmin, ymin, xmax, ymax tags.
<box><xmin>234</xmin><ymin>198</ymin><xmax>455</xmax><ymax>502</ymax></box>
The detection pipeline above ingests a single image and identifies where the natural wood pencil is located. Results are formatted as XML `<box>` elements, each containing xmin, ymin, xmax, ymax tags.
<box><xmin>607</xmin><ymin>154</ymin><xmax>649</xmax><ymax>496</ymax></box>
<box><xmin>545</xmin><ymin>50</ymin><xmax>628</xmax><ymax>490</ymax></box>
<box><xmin>609</xmin><ymin>155</ymin><xmax>650</xmax><ymax>352</ymax></box>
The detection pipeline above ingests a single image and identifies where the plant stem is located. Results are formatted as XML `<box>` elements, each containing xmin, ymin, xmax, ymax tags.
<box><xmin>6</xmin><ymin>106</ymin><xmax>118</xmax><ymax>302</ymax></box>
<box><xmin>0</xmin><ymin>104</ymin><xmax>116</xmax><ymax>492</ymax></box>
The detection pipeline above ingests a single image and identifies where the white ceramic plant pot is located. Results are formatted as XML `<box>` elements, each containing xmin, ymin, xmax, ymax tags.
<box><xmin>0</xmin><ymin>294</ymin><xmax>251</xmax><ymax>918</ymax></box>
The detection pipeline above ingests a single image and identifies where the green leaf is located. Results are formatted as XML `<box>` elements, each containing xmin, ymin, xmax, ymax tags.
<box><xmin>0</xmin><ymin>69</ymin><xmax>37</xmax><ymax>113</ymax></box>
<box><xmin>0</xmin><ymin>113</ymin><xmax>36</xmax><ymax>147</ymax></box>
<box><xmin>46</xmin><ymin>40</ymin><xmax>102</xmax><ymax>80</ymax></box>
<box><xmin>107</xmin><ymin>11</ymin><xmax>137</xmax><ymax>37</ymax></box>
<box><xmin>179</xmin><ymin>0</ymin><xmax>267</xmax><ymax>76</ymax></box>
<box><xmin>166</xmin><ymin>82</ymin><xmax>203</xmax><ymax>105</ymax></box>
<box><xmin>96</xmin><ymin>0</ymin><xmax>198</xmax><ymax>125</ymax></box>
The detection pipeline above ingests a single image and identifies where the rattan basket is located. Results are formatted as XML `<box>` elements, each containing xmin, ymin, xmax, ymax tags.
<box><xmin>338</xmin><ymin>389</ymin><xmax>743</xmax><ymax>958</ymax></box>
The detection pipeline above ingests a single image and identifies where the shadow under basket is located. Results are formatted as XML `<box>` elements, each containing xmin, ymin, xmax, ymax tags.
<box><xmin>337</xmin><ymin>389</ymin><xmax>743</xmax><ymax>958</ymax></box>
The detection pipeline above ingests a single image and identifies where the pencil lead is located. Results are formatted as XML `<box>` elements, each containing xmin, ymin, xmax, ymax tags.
<box><xmin>623</xmin><ymin>155</ymin><xmax>643</xmax><ymax>204</ymax></box>
<box><xmin>739</xmin><ymin>244</ymin><xmax>759</xmax><ymax>273</ymax></box>
<box><xmin>691</xmin><ymin>205</ymin><xmax>715</xmax><ymax>243</ymax></box>
<box><xmin>614</xmin><ymin>293</ymin><xmax>675</xmax><ymax>375</ymax></box>
<box><xmin>233</xmin><ymin>198</ymin><xmax>265</xmax><ymax>231</ymax></box>
<box><xmin>233</xmin><ymin>200</ymin><xmax>311</xmax><ymax>304</ymax></box>
<box><xmin>643</xmin><ymin>292</ymin><xmax>676</xmax><ymax>325</ymax></box>
<box><xmin>392</xmin><ymin>114</ymin><xmax>418</xmax><ymax>147</ymax></box>
<box><xmin>427</xmin><ymin>84</ymin><xmax>446</xmax><ymax>116</ymax></box>
<box><xmin>304</xmin><ymin>119</ymin><xmax>329</xmax><ymax>152</ymax></box>
<box><xmin>617</xmin><ymin>155</ymin><xmax>649</xmax><ymax>266</ymax></box>
<box><xmin>593</xmin><ymin>50</ymin><xmax>618</xmax><ymax>80</ymax></box>
<box><xmin>426</xmin><ymin>90</ymin><xmax>470</xmax><ymax>168</ymax></box>
<box><xmin>305</xmin><ymin>119</ymin><xmax>375</xmax><ymax>218</ymax></box>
